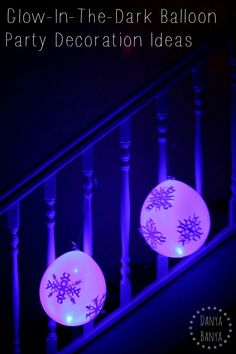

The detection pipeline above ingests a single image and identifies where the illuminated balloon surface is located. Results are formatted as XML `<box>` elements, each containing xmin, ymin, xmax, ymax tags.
<box><xmin>40</xmin><ymin>251</ymin><xmax>106</xmax><ymax>326</ymax></box>
<box><xmin>140</xmin><ymin>179</ymin><xmax>210</xmax><ymax>258</ymax></box>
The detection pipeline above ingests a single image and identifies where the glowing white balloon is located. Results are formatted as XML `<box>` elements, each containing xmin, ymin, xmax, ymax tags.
<box><xmin>39</xmin><ymin>251</ymin><xmax>106</xmax><ymax>326</ymax></box>
<box><xmin>140</xmin><ymin>179</ymin><xmax>211</xmax><ymax>258</ymax></box>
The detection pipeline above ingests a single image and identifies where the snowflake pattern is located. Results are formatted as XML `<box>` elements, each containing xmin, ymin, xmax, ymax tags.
<box><xmin>146</xmin><ymin>186</ymin><xmax>175</xmax><ymax>211</ymax></box>
<box><xmin>86</xmin><ymin>294</ymin><xmax>106</xmax><ymax>320</ymax></box>
<box><xmin>139</xmin><ymin>218</ymin><xmax>166</xmax><ymax>248</ymax></box>
<box><xmin>177</xmin><ymin>215</ymin><xmax>203</xmax><ymax>246</ymax></box>
<box><xmin>46</xmin><ymin>272</ymin><xmax>82</xmax><ymax>304</ymax></box>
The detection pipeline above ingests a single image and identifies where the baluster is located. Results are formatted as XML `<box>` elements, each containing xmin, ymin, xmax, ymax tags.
<box><xmin>44</xmin><ymin>175</ymin><xmax>57</xmax><ymax>354</ymax></box>
<box><xmin>156</xmin><ymin>92</ymin><xmax>169</xmax><ymax>278</ymax></box>
<box><xmin>82</xmin><ymin>147</ymin><xmax>94</xmax><ymax>331</ymax></box>
<box><xmin>229</xmin><ymin>38</ymin><xmax>236</xmax><ymax>225</ymax></box>
<box><xmin>192</xmin><ymin>64</ymin><xmax>205</xmax><ymax>196</ymax></box>
<box><xmin>82</xmin><ymin>147</ymin><xmax>94</xmax><ymax>257</ymax></box>
<box><xmin>7</xmin><ymin>203</ymin><xmax>20</xmax><ymax>354</ymax></box>
<box><xmin>120</xmin><ymin>119</ymin><xmax>131</xmax><ymax>306</ymax></box>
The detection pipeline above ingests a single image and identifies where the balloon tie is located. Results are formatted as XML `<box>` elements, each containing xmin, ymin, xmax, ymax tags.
<box><xmin>71</xmin><ymin>241</ymin><xmax>80</xmax><ymax>250</ymax></box>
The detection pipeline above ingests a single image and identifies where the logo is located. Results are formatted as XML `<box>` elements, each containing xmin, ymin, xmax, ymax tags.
<box><xmin>189</xmin><ymin>306</ymin><xmax>233</xmax><ymax>350</ymax></box>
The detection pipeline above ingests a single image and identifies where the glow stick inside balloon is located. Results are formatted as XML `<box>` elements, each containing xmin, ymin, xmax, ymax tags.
<box><xmin>39</xmin><ymin>250</ymin><xmax>106</xmax><ymax>326</ymax></box>
<box><xmin>140</xmin><ymin>179</ymin><xmax>211</xmax><ymax>258</ymax></box>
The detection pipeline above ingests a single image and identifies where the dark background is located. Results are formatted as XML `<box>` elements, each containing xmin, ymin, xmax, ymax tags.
<box><xmin>0</xmin><ymin>0</ymin><xmax>236</xmax><ymax>353</ymax></box>
<box><xmin>0</xmin><ymin>0</ymin><xmax>235</xmax><ymax>192</ymax></box>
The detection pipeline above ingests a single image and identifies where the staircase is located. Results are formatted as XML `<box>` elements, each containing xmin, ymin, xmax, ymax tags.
<box><xmin>0</xmin><ymin>23</ymin><xmax>236</xmax><ymax>354</ymax></box>
<box><xmin>59</xmin><ymin>225</ymin><xmax>236</xmax><ymax>354</ymax></box>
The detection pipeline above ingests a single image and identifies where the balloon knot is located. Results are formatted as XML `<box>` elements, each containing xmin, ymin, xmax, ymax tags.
<box><xmin>167</xmin><ymin>176</ymin><xmax>176</xmax><ymax>180</ymax></box>
<box><xmin>71</xmin><ymin>241</ymin><xmax>80</xmax><ymax>250</ymax></box>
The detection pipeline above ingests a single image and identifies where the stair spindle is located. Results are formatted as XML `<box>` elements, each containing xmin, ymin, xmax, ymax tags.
<box><xmin>156</xmin><ymin>93</ymin><xmax>169</xmax><ymax>278</ymax></box>
<box><xmin>120</xmin><ymin>119</ymin><xmax>131</xmax><ymax>306</ymax></box>
<box><xmin>7</xmin><ymin>203</ymin><xmax>21</xmax><ymax>354</ymax></box>
<box><xmin>192</xmin><ymin>64</ymin><xmax>205</xmax><ymax>196</ymax></box>
<box><xmin>44</xmin><ymin>175</ymin><xmax>57</xmax><ymax>354</ymax></box>
<box><xmin>82</xmin><ymin>147</ymin><xmax>94</xmax><ymax>256</ymax></box>
<box><xmin>82</xmin><ymin>147</ymin><xmax>94</xmax><ymax>331</ymax></box>
<box><xmin>229</xmin><ymin>38</ymin><xmax>236</xmax><ymax>225</ymax></box>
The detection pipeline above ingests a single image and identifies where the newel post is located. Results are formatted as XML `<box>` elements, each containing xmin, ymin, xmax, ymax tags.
<box><xmin>229</xmin><ymin>37</ymin><xmax>236</xmax><ymax>224</ymax></box>
<box><xmin>156</xmin><ymin>92</ymin><xmax>169</xmax><ymax>278</ymax></box>
<box><xmin>192</xmin><ymin>64</ymin><xmax>205</xmax><ymax>196</ymax></box>
<box><xmin>44</xmin><ymin>175</ymin><xmax>57</xmax><ymax>354</ymax></box>
<box><xmin>7</xmin><ymin>202</ymin><xmax>21</xmax><ymax>354</ymax></box>
<box><xmin>120</xmin><ymin>119</ymin><xmax>131</xmax><ymax>305</ymax></box>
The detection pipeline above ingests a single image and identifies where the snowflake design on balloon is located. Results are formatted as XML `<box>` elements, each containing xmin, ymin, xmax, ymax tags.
<box><xmin>46</xmin><ymin>272</ymin><xmax>82</xmax><ymax>304</ymax></box>
<box><xmin>177</xmin><ymin>215</ymin><xmax>203</xmax><ymax>246</ymax></box>
<box><xmin>86</xmin><ymin>293</ymin><xmax>106</xmax><ymax>320</ymax></box>
<box><xmin>146</xmin><ymin>186</ymin><xmax>175</xmax><ymax>211</ymax></box>
<box><xmin>139</xmin><ymin>218</ymin><xmax>166</xmax><ymax>248</ymax></box>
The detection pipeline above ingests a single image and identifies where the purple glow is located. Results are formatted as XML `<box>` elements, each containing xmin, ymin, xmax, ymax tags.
<box><xmin>140</xmin><ymin>180</ymin><xmax>211</xmax><ymax>258</ymax></box>
<box><xmin>39</xmin><ymin>251</ymin><xmax>106</xmax><ymax>326</ymax></box>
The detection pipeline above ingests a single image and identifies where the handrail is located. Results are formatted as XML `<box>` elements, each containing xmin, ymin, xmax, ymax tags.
<box><xmin>0</xmin><ymin>26</ymin><xmax>229</xmax><ymax>214</ymax></box>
